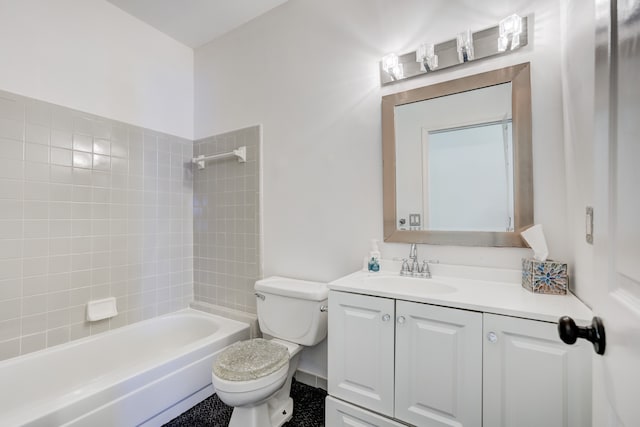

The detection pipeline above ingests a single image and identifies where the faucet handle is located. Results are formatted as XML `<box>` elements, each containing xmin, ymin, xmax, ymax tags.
<box><xmin>420</xmin><ymin>260</ymin><xmax>432</xmax><ymax>278</ymax></box>
<box><xmin>400</xmin><ymin>259</ymin><xmax>411</xmax><ymax>276</ymax></box>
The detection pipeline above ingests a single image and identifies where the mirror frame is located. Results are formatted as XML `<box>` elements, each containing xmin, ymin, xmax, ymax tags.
<box><xmin>382</xmin><ymin>62</ymin><xmax>532</xmax><ymax>246</ymax></box>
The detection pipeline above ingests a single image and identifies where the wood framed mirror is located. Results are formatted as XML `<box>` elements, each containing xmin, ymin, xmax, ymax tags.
<box><xmin>382</xmin><ymin>62</ymin><xmax>532</xmax><ymax>246</ymax></box>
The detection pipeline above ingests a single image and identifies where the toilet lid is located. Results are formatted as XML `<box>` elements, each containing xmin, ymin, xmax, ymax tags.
<box><xmin>213</xmin><ymin>338</ymin><xmax>289</xmax><ymax>381</ymax></box>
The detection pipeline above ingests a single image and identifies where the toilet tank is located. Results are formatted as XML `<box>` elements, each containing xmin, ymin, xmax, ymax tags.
<box><xmin>255</xmin><ymin>277</ymin><xmax>328</xmax><ymax>346</ymax></box>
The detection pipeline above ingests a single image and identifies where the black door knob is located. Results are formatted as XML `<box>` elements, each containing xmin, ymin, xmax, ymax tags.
<box><xmin>558</xmin><ymin>316</ymin><xmax>606</xmax><ymax>355</ymax></box>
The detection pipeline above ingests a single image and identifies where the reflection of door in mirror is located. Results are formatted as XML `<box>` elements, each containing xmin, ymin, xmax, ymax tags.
<box><xmin>395</xmin><ymin>83</ymin><xmax>514</xmax><ymax>232</ymax></box>
<box><xmin>425</xmin><ymin>121</ymin><xmax>514</xmax><ymax>232</ymax></box>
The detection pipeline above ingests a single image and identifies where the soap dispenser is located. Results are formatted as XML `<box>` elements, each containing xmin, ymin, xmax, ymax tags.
<box><xmin>367</xmin><ymin>239</ymin><xmax>381</xmax><ymax>272</ymax></box>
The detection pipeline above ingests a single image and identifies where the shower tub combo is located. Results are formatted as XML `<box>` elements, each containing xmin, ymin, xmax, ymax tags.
<box><xmin>0</xmin><ymin>309</ymin><xmax>250</xmax><ymax>426</ymax></box>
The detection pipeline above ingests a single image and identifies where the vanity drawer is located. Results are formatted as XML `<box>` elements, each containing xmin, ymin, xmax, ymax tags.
<box><xmin>325</xmin><ymin>396</ymin><xmax>405</xmax><ymax>427</ymax></box>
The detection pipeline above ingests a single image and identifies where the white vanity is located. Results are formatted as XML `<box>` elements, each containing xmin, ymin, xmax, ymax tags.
<box><xmin>326</xmin><ymin>261</ymin><xmax>593</xmax><ymax>427</ymax></box>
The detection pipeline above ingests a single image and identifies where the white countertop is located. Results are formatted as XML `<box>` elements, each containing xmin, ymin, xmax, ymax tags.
<box><xmin>329</xmin><ymin>260</ymin><xmax>593</xmax><ymax>323</ymax></box>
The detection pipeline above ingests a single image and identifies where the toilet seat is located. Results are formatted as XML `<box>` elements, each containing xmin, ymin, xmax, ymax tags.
<box><xmin>213</xmin><ymin>362</ymin><xmax>289</xmax><ymax>395</ymax></box>
<box><xmin>213</xmin><ymin>338</ymin><xmax>289</xmax><ymax>382</ymax></box>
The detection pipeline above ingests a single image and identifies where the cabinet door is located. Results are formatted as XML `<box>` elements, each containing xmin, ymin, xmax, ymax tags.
<box><xmin>483</xmin><ymin>313</ymin><xmax>592</xmax><ymax>427</ymax></box>
<box><xmin>326</xmin><ymin>396</ymin><xmax>405</xmax><ymax>427</ymax></box>
<box><xmin>328</xmin><ymin>291</ymin><xmax>395</xmax><ymax>417</ymax></box>
<box><xmin>395</xmin><ymin>301</ymin><xmax>482</xmax><ymax>427</ymax></box>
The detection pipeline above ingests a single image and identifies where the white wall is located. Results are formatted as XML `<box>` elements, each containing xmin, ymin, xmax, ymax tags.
<box><xmin>195</xmin><ymin>0</ymin><xmax>567</xmax><ymax>279</ymax></box>
<box><xmin>195</xmin><ymin>0</ymin><xmax>569</xmax><ymax>377</ymax></box>
<box><xmin>0</xmin><ymin>0</ymin><xmax>194</xmax><ymax>139</ymax></box>
<box><xmin>560</xmin><ymin>1</ymin><xmax>596</xmax><ymax>305</ymax></box>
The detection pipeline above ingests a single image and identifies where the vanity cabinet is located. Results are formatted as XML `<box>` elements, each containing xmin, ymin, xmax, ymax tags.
<box><xmin>328</xmin><ymin>291</ymin><xmax>483</xmax><ymax>426</ymax></box>
<box><xmin>328</xmin><ymin>290</ymin><xmax>591</xmax><ymax>427</ymax></box>
<box><xmin>483</xmin><ymin>313</ymin><xmax>591</xmax><ymax>427</ymax></box>
<box><xmin>327</xmin><ymin>292</ymin><xmax>395</xmax><ymax>416</ymax></box>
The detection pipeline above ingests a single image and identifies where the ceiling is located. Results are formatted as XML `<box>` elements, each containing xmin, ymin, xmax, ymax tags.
<box><xmin>107</xmin><ymin>0</ymin><xmax>289</xmax><ymax>48</ymax></box>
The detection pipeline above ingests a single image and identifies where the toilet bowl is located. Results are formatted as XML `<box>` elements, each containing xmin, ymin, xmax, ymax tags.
<box><xmin>213</xmin><ymin>360</ymin><xmax>289</xmax><ymax>407</ymax></box>
<box><xmin>211</xmin><ymin>277</ymin><xmax>328</xmax><ymax>427</ymax></box>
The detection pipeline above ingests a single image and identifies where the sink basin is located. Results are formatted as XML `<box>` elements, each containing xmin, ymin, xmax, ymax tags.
<box><xmin>364</xmin><ymin>274</ymin><xmax>457</xmax><ymax>295</ymax></box>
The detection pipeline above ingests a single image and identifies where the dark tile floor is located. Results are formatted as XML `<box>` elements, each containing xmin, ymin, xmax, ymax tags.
<box><xmin>163</xmin><ymin>378</ymin><xmax>327</xmax><ymax>427</ymax></box>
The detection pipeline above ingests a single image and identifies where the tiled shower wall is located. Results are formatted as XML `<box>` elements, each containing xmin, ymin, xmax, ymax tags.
<box><xmin>0</xmin><ymin>90</ymin><xmax>193</xmax><ymax>361</ymax></box>
<box><xmin>193</xmin><ymin>126</ymin><xmax>261</xmax><ymax>314</ymax></box>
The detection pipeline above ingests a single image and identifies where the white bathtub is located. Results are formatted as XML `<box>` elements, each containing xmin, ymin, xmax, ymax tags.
<box><xmin>0</xmin><ymin>309</ymin><xmax>250</xmax><ymax>427</ymax></box>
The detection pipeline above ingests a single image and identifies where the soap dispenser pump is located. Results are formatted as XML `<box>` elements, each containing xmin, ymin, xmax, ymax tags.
<box><xmin>367</xmin><ymin>239</ymin><xmax>381</xmax><ymax>272</ymax></box>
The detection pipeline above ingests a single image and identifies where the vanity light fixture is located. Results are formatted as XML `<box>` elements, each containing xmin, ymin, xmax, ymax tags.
<box><xmin>378</xmin><ymin>14</ymin><xmax>528</xmax><ymax>85</ymax></box>
<box><xmin>456</xmin><ymin>30</ymin><xmax>474</xmax><ymax>63</ymax></box>
<box><xmin>498</xmin><ymin>14</ymin><xmax>523</xmax><ymax>51</ymax></box>
<box><xmin>416</xmin><ymin>43</ymin><xmax>438</xmax><ymax>72</ymax></box>
<box><xmin>382</xmin><ymin>53</ymin><xmax>404</xmax><ymax>80</ymax></box>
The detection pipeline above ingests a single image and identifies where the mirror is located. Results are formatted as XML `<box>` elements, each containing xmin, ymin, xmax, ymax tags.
<box><xmin>382</xmin><ymin>63</ymin><xmax>532</xmax><ymax>246</ymax></box>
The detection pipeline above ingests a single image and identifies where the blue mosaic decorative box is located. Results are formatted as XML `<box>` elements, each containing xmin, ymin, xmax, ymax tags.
<box><xmin>521</xmin><ymin>258</ymin><xmax>568</xmax><ymax>295</ymax></box>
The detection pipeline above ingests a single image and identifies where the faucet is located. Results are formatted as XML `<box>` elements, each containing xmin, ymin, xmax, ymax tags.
<box><xmin>400</xmin><ymin>244</ymin><xmax>431</xmax><ymax>278</ymax></box>
<box><xmin>409</xmin><ymin>243</ymin><xmax>419</xmax><ymax>273</ymax></box>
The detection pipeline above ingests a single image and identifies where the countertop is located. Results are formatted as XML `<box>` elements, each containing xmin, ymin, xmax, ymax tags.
<box><xmin>328</xmin><ymin>260</ymin><xmax>593</xmax><ymax>323</ymax></box>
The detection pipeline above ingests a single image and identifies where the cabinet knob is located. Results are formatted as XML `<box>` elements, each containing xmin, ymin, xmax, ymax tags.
<box><xmin>397</xmin><ymin>316</ymin><xmax>406</xmax><ymax>324</ymax></box>
<box><xmin>382</xmin><ymin>314</ymin><xmax>391</xmax><ymax>322</ymax></box>
<box><xmin>558</xmin><ymin>316</ymin><xmax>606</xmax><ymax>355</ymax></box>
<box><xmin>487</xmin><ymin>332</ymin><xmax>498</xmax><ymax>343</ymax></box>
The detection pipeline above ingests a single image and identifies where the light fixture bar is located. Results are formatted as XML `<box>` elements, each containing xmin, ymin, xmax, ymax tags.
<box><xmin>379</xmin><ymin>15</ymin><xmax>528</xmax><ymax>85</ymax></box>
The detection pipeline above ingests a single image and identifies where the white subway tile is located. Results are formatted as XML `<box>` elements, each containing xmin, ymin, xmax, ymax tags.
<box><xmin>0</xmin><ymin>259</ymin><xmax>23</xmax><ymax>281</ymax></box>
<box><xmin>25</xmin><ymin>142</ymin><xmax>49</xmax><ymax>163</ymax></box>
<box><xmin>50</xmin><ymin>165</ymin><xmax>73</xmax><ymax>184</ymax></box>
<box><xmin>0</xmin><ymin>318</ymin><xmax>21</xmax><ymax>341</ymax></box>
<box><xmin>21</xmin><ymin>332</ymin><xmax>46</xmax><ymax>353</ymax></box>
<box><xmin>23</xmin><ymin>238</ymin><xmax>48</xmax><ymax>258</ymax></box>
<box><xmin>23</xmin><ymin>201</ymin><xmax>48</xmax><ymax>220</ymax></box>
<box><xmin>50</xmin><ymin>130</ymin><xmax>73</xmax><ymax>149</ymax></box>
<box><xmin>23</xmin><ymin>256</ymin><xmax>48</xmax><ymax>277</ymax></box>
<box><xmin>72</xmin><ymin>134</ymin><xmax>92</xmax><ymax>152</ymax></box>
<box><xmin>50</xmin><ymin>147</ymin><xmax>72</xmax><ymax>166</ymax></box>
<box><xmin>0</xmin><ymin>199</ymin><xmax>22</xmax><ymax>220</ymax></box>
<box><xmin>46</xmin><ymin>326</ymin><xmax>70</xmax><ymax>347</ymax></box>
<box><xmin>0</xmin><ymin>278</ymin><xmax>21</xmax><ymax>301</ymax></box>
<box><xmin>0</xmin><ymin>299</ymin><xmax>21</xmax><ymax>321</ymax></box>
<box><xmin>0</xmin><ymin>138</ymin><xmax>23</xmax><ymax>160</ymax></box>
<box><xmin>0</xmin><ymin>338</ymin><xmax>20</xmax><ymax>361</ymax></box>
<box><xmin>93</xmin><ymin>139</ymin><xmax>110</xmax><ymax>155</ymax></box>
<box><xmin>21</xmin><ymin>314</ymin><xmax>46</xmax><ymax>335</ymax></box>
<box><xmin>25</xmin><ymin>124</ymin><xmax>49</xmax><ymax>145</ymax></box>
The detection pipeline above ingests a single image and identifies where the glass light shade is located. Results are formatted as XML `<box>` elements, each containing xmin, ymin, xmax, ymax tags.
<box><xmin>382</xmin><ymin>53</ymin><xmax>403</xmax><ymax>80</ymax></box>
<box><xmin>456</xmin><ymin>30</ymin><xmax>474</xmax><ymax>63</ymax></box>
<box><xmin>382</xmin><ymin>53</ymin><xmax>399</xmax><ymax>72</ymax></box>
<box><xmin>498</xmin><ymin>14</ymin><xmax>523</xmax><ymax>51</ymax></box>
<box><xmin>416</xmin><ymin>43</ymin><xmax>438</xmax><ymax>71</ymax></box>
<box><xmin>391</xmin><ymin>63</ymin><xmax>404</xmax><ymax>80</ymax></box>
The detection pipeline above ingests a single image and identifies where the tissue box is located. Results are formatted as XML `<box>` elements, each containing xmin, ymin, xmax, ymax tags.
<box><xmin>521</xmin><ymin>258</ymin><xmax>568</xmax><ymax>295</ymax></box>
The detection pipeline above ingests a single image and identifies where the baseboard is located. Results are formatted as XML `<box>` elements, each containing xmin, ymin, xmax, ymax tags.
<box><xmin>294</xmin><ymin>369</ymin><xmax>327</xmax><ymax>391</ymax></box>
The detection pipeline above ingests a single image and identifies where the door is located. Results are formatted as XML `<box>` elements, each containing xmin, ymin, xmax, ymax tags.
<box><xmin>483</xmin><ymin>314</ymin><xmax>591</xmax><ymax>427</ymax></box>
<box><xmin>395</xmin><ymin>301</ymin><xmax>482</xmax><ymax>427</ymax></box>
<box><xmin>590</xmin><ymin>0</ymin><xmax>640</xmax><ymax>425</ymax></box>
<box><xmin>328</xmin><ymin>291</ymin><xmax>395</xmax><ymax>417</ymax></box>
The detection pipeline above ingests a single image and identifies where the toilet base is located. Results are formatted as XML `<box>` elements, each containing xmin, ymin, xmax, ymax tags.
<box><xmin>227</xmin><ymin>394</ymin><xmax>293</xmax><ymax>427</ymax></box>
<box><xmin>269</xmin><ymin>396</ymin><xmax>294</xmax><ymax>426</ymax></box>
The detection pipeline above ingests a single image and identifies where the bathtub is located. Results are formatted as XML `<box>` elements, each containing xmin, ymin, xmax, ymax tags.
<box><xmin>0</xmin><ymin>309</ymin><xmax>250</xmax><ymax>427</ymax></box>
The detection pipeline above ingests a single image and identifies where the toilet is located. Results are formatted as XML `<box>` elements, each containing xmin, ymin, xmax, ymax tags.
<box><xmin>211</xmin><ymin>276</ymin><xmax>328</xmax><ymax>427</ymax></box>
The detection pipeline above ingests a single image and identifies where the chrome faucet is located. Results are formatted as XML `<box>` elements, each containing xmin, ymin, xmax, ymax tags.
<box><xmin>409</xmin><ymin>243</ymin><xmax>419</xmax><ymax>272</ymax></box>
<box><xmin>400</xmin><ymin>244</ymin><xmax>431</xmax><ymax>278</ymax></box>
